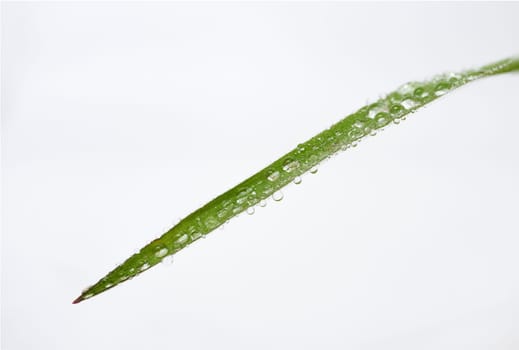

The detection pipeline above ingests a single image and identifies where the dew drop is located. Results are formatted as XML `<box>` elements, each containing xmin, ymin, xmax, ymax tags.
<box><xmin>293</xmin><ymin>176</ymin><xmax>302</xmax><ymax>185</ymax></box>
<box><xmin>282</xmin><ymin>158</ymin><xmax>300</xmax><ymax>172</ymax></box>
<box><xmin>204</xmin><ymin>216</ymin><xmax>219</xmax><ymax>229</ymax></box>
<box><xmin>176</xmin><ymin>233</ymin><xmax>189</xmax><ymax>245</ymax></box>
<box><xmin>375</xmin><ymin>112</ymin><xmax>390</xmax><ymax>127</ymax></box>
<box><xmin>155</xmin><ymin>247</ymin><xmax>168</xmax><ymax>258</ymax></box>
<box><xmin>140</xmin><ymin>263</ymin><xmax>150</xmax><ymax>271</ymax></box>
<box><xmin>272</xmin><ymin>191</ymin><xmax>284</xmax><ymax>201</ymax></box>
<box><xmin>310</xmin><ymin>166</ymin><xmax>318</xmax><ymax>174</ymax></box>
<box><xmin>434</xmin><ymin>82</ymin><xmax>450</xmax><ymax>96</ymax></box>
<box><xmin>390</xmin><ymin>104</ymin><xmax>404</xmax><ymax>115</ymax></box>
<box><xmin>259</xmin><ymin>199</ymin><xmax>267</xmax><ymax>207</ymax></box>
<box><xmin>84</xmin><ymin>293</ymin><xmax>94</xmax><ymax>299</ymax></box>
<box><xmin>413</xmin><ymin>87</ymin><xmax>427</xmax><ymax>98</ymax></box>
<box><xmin>267</xmin><ymin>170</ymin><xmax>280</xmax><ymax>182</ymax></box>
<box><xmin>401</xmin><ymin>97</ymin><xmax>419</xmax><ymax>110</ymax></box>
<box><xmin>246</xmin><ymin>207</ymin><xmax>255</xmax><ymax>215</ymax></box>
<box><xmin>191</xmin><ymin>231</ymin><xmax>203</xmax><ymax>240</ymax></box>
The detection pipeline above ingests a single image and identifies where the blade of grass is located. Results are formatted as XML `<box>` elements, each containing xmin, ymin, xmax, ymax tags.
<box><xmin>73</xmin><ymin>57</ymin><xmax>519</xmax><ymax>304</ymax></box>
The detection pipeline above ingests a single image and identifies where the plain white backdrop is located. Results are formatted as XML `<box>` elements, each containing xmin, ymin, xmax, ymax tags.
<box><xmin>2</xmin><ymin>2</ymin><xmax>519</xmax><ymax>349</ymax></box>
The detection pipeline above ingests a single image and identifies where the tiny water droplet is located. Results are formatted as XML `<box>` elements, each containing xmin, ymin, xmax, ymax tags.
<box><xmin>293</xmin><ymin>176</ymin><xmax>302</xmax><ymax>185</ymax></box>
<box><xmin>310</xmin><ymin>166</ymin><xmax>318</xmax><ymax>174</ymax></box>
<box><xmin>140</xmin><ymin>263</ymin><xmax>150</xmax><ymax>271</ymax></box>
<box><xmin>272</xmin><ymin>191</ymin><xmax>284</xmax><ymax>201</ymax></box>
<box><xmin>246</xmin><ymin>207</ymin><xmax>255</xmax><ymax>215</ymax></box>
<box><xmin>84</xmin><ymin>293</ymin><xmax>94</xmax><ymax>299</ymax></box>
<box><xmin>259</xmin><ymin>199</ymin><xmax>267</xmax><ymax>207</ymax></box>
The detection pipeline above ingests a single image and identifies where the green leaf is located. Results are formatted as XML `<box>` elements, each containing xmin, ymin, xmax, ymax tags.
<box><xmin>73</xmin><ymin>57</ymin><xmax>519</xmax><ymax>304</ymax></box>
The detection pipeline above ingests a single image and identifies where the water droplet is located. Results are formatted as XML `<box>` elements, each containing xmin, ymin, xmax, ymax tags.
<box><xmin>267</xmin><ymin>169</ymin><xmax>280</xmax><ymax>182</ymax></box>
<box><xmin>259</xmin><ymin>199</ymin><xmax>267</xmax><ymax>207</ymax></box>
<box><xmin>434</xmin><ymin>82</ymin><xmax>450</xmax><ymax>96</ymax></box>
<box><xmin>105</xmin><ymin>283</ymin><xmax>113</xmax><ymax>289</ymax></box>
<box><xmin>155</xmin><ymin>247</ymin><xmax>168</xmax><ymax>258</ymax></box>
<box><xmin>413</xmin><ymin>87</ymin><xmax>428</xmax><ymax>99</ymax></box>
<box><xmin>293</xmin><ymin>176</ymin><xmax>302</xmax><ymax>185</ymax></box>
<box><xmin>246</xmin><ymin>207</ymin><xmax>255</xmax><ymax>215</ymax></box>
<box><xmin>351</xmin><ymin>141</ymin><xmax>359</xmax><ymax>148</ymax></box>
<box><xmin>176</xmin><ymin>233</ymin><xmax>189</xmax><ymax>245</ymax></box>
<box><xmin>353</xmin><ymin>120</ymin><xmax>365</xmax><ymax>129</ymax></box>
<box><xmin>272</xmin><ymin>191</ymin><xmax>284</xmax><ymax>201</ymax></box>
<box><xmin>140</xmin><ymin>263</ymin><xmax>150</xmax><ymax>271</ymax></box>
<box><xmin>375</xmin><ymin>112</ymin><xmax>390</xmax><ymax>127</ymax></box>
<box><xmin>191</xmin><ymin>231</ymin><xmax>203</xmax><ymax>240</ymax></box>
<box><xmin>119</xmin><ymin>276</ymin><xmax>129</xmax><ymax>282</ymax></box>
<box><xmin>204</xmin><ymin>216</ymin><xmax>218</xmax><ymax>229</ymax></box>
<box><xmin>310</xmin><ymin>166</ymin><xmax>318</xmax><ymax>174</ymax></box>
<box><xmin>401</xmin><ymin>97</ymin><xmax>419</xmax><ymax>110</ymax></box>
<box><xmin>390</xmin><ymin>104</ymin><xmax>403</xmax><ymax>115</ymax></box>
<box><xmin>282</xmin><ymin>158</ymin><xmax>300</xmax><ymax>172</ymax></box>
<box><xmin>84</xmin><ymin>293</ymin><xmax>94</xmax><ymax>299</ymax></box>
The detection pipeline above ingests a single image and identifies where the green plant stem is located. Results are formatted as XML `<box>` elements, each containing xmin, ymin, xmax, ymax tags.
<box><xmin>73</xmin><ymin>57</ymin><xmax>519</xmax><ymax>304</ymax></box>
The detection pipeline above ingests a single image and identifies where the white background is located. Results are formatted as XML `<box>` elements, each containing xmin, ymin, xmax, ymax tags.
<box><xmin>2</xmin><ymin>2</ymin><xmax>519</xmax><ymax>349</ymax></box>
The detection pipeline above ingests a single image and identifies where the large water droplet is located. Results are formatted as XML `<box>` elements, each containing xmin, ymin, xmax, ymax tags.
<box><xmin>272</xmin><ymin>191</ymin><xmax>284</xmax><ymax>201</ymax></box>
<box><xmin>204</xmin><ymin>216</ymin><xmax>219</xmax><ymax>229</ymax></box>
<box><xmin>413</xmin><ymin>87</ymin><xmax>428</xmax><ymax>99</ymax></box>
<box><xmin>390</xmin><ymin>104</ymin><xmax>404</xmax><ymax>115</ymax></box>
<box><xmin>310</xmin><ymin>166</ymin><xmax>318</xmax><ymax>174</ymax></box>
<box><xmin>176</xmin><ymin>233</ymin><xmax>189</xmax><ymax>245</ymax></box>
<box><xmin>375</xmin><ymin>112</ymin><xmax>390</xmax><ymax>127</ymax></box>
<box><xmin>267</xmin><ymin>169</ymin><xmax>280</xmax><ymax>182</ymax></box>
<box><xmin>434</xmin><ymin>82</ymin><xmax>450</xmax><ymax>96</ymax></box>
<box><xmin>401</xmin><ymin>97</ymin><xmax>419</xmax><ymax>110</ymax></box>
<box><xmin>155</xmin><ymin>247</ymin><xmax>168</xmax><ymax>258</ymax></box>
<box><xmin>246</xmin><ymin>207</ymin><xmax>255</xmax><ymax>215</ymax></box>
<box><xmin>282</xmin><ymin>158</ymin><xmax>300</xmax><ymax>172</ymax></box>
<box><xmin>293</xmin><ymin>176</ymin><xmax>302</xmax><ymax>185</ymax></box>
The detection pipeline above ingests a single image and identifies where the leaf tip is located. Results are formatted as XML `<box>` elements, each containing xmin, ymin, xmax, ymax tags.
<box><xmin>72</xmin><ymin>295</ymin><xmax>84</xmax><ymax>304</ymax></box>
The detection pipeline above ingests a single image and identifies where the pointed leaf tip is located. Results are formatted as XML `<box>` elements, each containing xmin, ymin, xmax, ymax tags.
<box><xmin>72</xmin><ymin>296</ymin><xmax>83</xmax><ymax>304</ymax></box>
